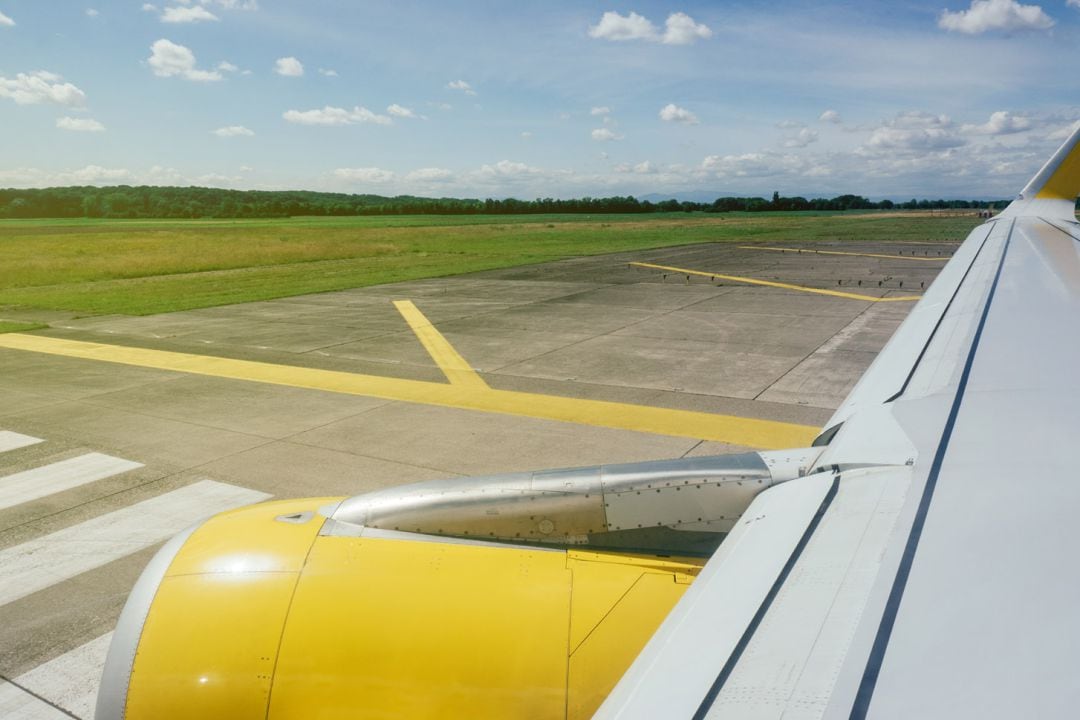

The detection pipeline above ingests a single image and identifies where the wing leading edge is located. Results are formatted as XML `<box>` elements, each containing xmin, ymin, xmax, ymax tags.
<box><xmin>597</xmin><ymin>124</ymin><xmax>1080</xmax><ymax>719</ymax></box>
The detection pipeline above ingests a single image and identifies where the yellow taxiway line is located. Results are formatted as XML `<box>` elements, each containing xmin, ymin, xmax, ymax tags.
<box><xmin>394</xmin><ymin>300</ymin><xmax>488</xmax><ymax>389</ymax></box>
<box><xmin>0</xmin><ymin>332</ymin><xmax>817</xmax><ymax>450</ymax></box>
<box><xmin>738</xmin><ymin>245</ymin><xmax>949</xmax><ymax>262</ymax></box>
<box><xmin>629</xmin><ymin>261</ymin><xmax>922</xmax><ymax>303</ymax></box>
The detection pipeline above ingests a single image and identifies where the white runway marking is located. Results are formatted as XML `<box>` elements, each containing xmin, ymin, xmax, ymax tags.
<box><xmin>0</xmin><ymin>480</ymin><xmax>271</xmax><ymax>607</ymax></box>
<box><xmin>0</xmin><ymin>432</ymin><xmax>44</xmax><ymax>454</ymax></box>
<box><xmin>0</xmin><ymin>683</ymin><xmax>69</xmax><ymax>719</ymax></box>
<box><xmin>0</xmin><ymin>633</ymin><xmax>113</xmax><ymax>719</ymax></box>
<box><xmin>0</xmin><ymin>453</ymin><xmax>143</xmax><ymax>512</ymax></box>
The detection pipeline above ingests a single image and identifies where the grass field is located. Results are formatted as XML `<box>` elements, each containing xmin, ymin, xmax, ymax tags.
<box><xmin>0</xmin><ymin>212</ymin><xmax>982</xmax><ymax>317</ymax></box>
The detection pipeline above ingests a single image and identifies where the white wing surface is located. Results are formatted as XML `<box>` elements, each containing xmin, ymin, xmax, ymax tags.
<box><xmin>597</xmin><ymin>125</ymin><xmax>1080</xmax><ymax>720</ymax></box>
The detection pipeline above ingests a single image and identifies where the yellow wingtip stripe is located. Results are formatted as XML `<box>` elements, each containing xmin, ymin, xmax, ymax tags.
<box><xmin>1030</xmin><ymin>123</ymin><xmax>1080</xmax><ymax>202</ymax></box>
<box><xmin>1035</xmin><ymin>143</ymin><xmax>1080</xmax><ymax>201</ymax></box>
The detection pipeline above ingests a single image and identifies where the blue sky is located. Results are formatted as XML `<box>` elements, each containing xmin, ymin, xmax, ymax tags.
<box><xmin>1</xmin><ymin>0</ymin><xmax>1078</xmax><ymax>198</ymax></box>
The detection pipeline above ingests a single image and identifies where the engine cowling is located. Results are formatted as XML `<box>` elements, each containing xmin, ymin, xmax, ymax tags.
<box><xmin>98</xmin><ymin>497</ymin><xmax>703</xmax><ymax>719</ymax></box>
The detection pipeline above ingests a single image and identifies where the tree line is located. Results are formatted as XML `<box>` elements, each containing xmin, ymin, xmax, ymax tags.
<box><xmin>0</xmin><ymin>185</ymin><xmax>1017</xmax><ymax>219</ymax></box>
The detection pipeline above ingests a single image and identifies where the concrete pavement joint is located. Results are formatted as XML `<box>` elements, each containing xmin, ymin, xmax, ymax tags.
<box><xmin>751</xmin><ymin>298</ymin><xmax>880</xmax><ymax>403</ymax></box>
<box><xmin>0</xmin><ymin>674</ymin><xmax>80</xmax><ymax>720</ymax></box>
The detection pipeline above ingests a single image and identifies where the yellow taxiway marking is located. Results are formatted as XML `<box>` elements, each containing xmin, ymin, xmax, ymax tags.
<box><xmin>630</xmin><ymin>261</ymin><xmax>922</xmax><ymax>303</ymax></box>
<box><xmin>0</xmin><ymin>333</ymin><xmax>816</xmax><ymax>450</ymax></box>
<box><xmin>739</xmin><ymin>245</ymin><xmax>949</xmax><ymax>262</ymax></box>
<box><xmin>394</xmin><ymin>300</ymin><xmax>488</xmax><ymax>389</ymax></box>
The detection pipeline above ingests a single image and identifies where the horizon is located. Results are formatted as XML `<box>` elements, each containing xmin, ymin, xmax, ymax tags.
<box><xmin>0</xmin><ymin>184</ymin><xmax>1017</xmax><ymax>206</ymax></box>
<box><xmin>1</xmin><ymin>1</ymin><xmax>1078</xmax><ymax>199</ymax></box>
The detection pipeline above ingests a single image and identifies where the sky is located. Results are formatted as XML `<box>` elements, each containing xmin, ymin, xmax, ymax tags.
<box><xmin>1</xmin><ymin>0</ymin><xmax>1079</xmax><ymax>199</ymax></box>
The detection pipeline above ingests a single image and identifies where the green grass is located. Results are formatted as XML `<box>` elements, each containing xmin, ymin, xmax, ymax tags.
<box><xmin>0</xmin><ymin>212</ymin><xmax>982</xmax><ymax>316</ymax></box>
<box><xmin>0</xmin><ymin>320</ymin><xmax>48</xmax><ymax>334</ymax></box>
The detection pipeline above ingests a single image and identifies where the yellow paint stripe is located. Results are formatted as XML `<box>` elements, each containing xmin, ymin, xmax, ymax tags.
<box><xmin>394</xmin><ymin>299</ymin><xmax>488</xmax><ymax>389</ymax></box>
<box><xmin>630</xmin><ymin>262</ymin><xmax>922</xmax><ymax>303</ymax></box>
<box><xmin>0</xmin><ymin>333</ymin><xmax>816</xmax><ymax>450</ymax></box>
<box><xmin>739</xmin><ymin>245</ymin><xmax>948</xmax><ymax>262</ymax></box>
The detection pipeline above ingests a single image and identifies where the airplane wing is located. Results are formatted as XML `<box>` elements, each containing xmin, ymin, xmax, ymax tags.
<box><xmin>596</xmin><ymin>125</ymin><xmax>1080</xmax><ymax>719</ymax></box>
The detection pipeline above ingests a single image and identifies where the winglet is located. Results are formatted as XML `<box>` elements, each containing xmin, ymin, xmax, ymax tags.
<box><xmin>1002</xmin><ymin>123</ymin><xmax>1080</xmax><ymax>219</ymax></box>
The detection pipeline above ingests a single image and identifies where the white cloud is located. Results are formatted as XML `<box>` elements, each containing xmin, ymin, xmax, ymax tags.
<box><xmin>659</xmin><ymin>103</ymin><xmax>699</xmax><ymax>125</ymax></box>
<box><xmin>588</xmin><ymin>11</ymin><xmax>658</xmax><ymax>41</ymax></box>
<box><xmin>590</xmin><ymin>106</ymin><xmax>611</xmax><ymax>116</ymax></box>
<box><xmin>203</xmin><ymin>0</ymin><xmax>258</xmax><ymax>8</ymax></box>
<box><xmin>520</xmin><ymin>131</ymin><xmax>533</xmax><ymax>139</ymax></box>
<box><xmin>145</xmin><ymin>165</ymin><xmax>183</xmax><ymax>184</ymax></box>
<box><xmin>0</xmin><ymin>71</ymin><xmax>87</xmax><ymax>106</ymax></box>
<box><xmin>217</xmin><ymin>61</ymin><xmax>239</xmax><ymax>73</ymax></box>
<box><xmin>1048</xmin><ymin>120</ymin><xmax>1080</xmax><ymax>141</ymax></box>
<box><xmin>782</xmin><ymin>128</ymin><xmax>819</xmax><ymax>148</ymax></box>
<box><xmin>147</xmin><ymin>39</ymin><xmax>222</xmax><ymax>81</ymax></box>
<box><xmin>447</xmin><ymin>79</ymin><xmax>476</xmax><ymax>95</ymax></box>
<box><xmin>591</xmin><ymin>128</ymin><xmax>623</xmax><ymax>141</ymax></box>
<box><xmin>0</xmin><ymin>166</ymin><xmax>124</xmax><ymax>187</ymax></box>
<box><xmin>85</xmin><ymin>8</ymin><xmax>99</xmax><ymax>17</ymax></box>
<box><xmin>701</xmin><ymin>152</ymin><xmax>812</xmax><ymax>179</ymax></box>
<box><xmin>318</xmin><ymin>68</ymin><xmax>338</xmax><ymax>77</ymax></box>
<box><xmin>172</xmin><ymin>0</ymin><xmax>256</xmax><ymax>8</ymax></box>
<box><xmin>0</xmin><ymin>10</ymin><xmax>15</xmax><ymax>25</ymax></box>
<box><xmin>474</xmin><ymin>160</ymin><xmax>544</xmax><ymax>182</ymax></box>
<box><xmin>283</xmin><ymin>105</ymin><xmax>392</xmax><ymax>126</ymax></box>
<box><xmin>213</xmin><ymin>125</ymin><xmax>254</xmax><ymax>137</ymax></box>
<box><xmin>162</xmin><ymin>5</ymin><xmax>218</xmax><ymax>22</ymax></box>
<box><xmin>819</xmin><ymin>109</ymin><xmax>842</xmax><ymax>124</ymax></box>
<box><xmin>961</xmin><ymin>110</ymin><xmax>1032</xmax><ymax>135</ymax></box>
<box><xmin>938</xmin><ymin>0</ymin><xmax>1054</xmax><ymax>34</ymax></box>
<box><xmin>274</xmin><ymin>57</ymin><xmax>303</xmax><ymax>77</ymax></box>
<box><xmin>68</xmin><ymin>165</ymin><xmax>132</xmax><ymax>183</ymax></box>
<box><xmin>864</xmin><ymin>112</ymin><xmax>964</xmax><ymax>152</ymax></box>
<box><xmin>588</xmin><ymin>11</ymin><xmax>711</xmax><ymax>44</ymax></box>
<box><xmin>661</xmin><ymin>12</ymin><xmax>713</xmax><ymax>44</ymax></box>
<box><xmin>333</xmin><ymin>167</ymin><xmax>395</xmax><ymax>183</ymax></box>
<box><xmin>1069</xmin><ymin>0</ymin><xmax>1080</xmax><ymax>7</ymax></box>
<box><xmin>56</xmin><ymin>116</ymin><xmax>105</xmax><ymax>132</ymax></box>
<box><xmin>615</xmin><ymin>160</ymin><xmax>657</xmax><ymax>174</ymax></box>
<box><xmin>387</xmin><ymin>103</ymin><xmax>417</xmax><ymax>119</ymax></box>
<box><xmin>192</xmin><ymin>173</ymin><xmax>242</xmax><ymax>187</ymax></box>
<box><xmin>151</xmin><ymin>0</ymin><xmax>255</xmax><ymax>21</ymax></box>
<box><xmin>405</xmin><ymin>167</ymin><xmax>453</xmax><ymax>182</ymax></box>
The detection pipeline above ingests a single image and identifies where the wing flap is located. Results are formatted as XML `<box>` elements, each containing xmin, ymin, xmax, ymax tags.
<box><xmin>703</xmin><ymin>466</ymin><xmax>913</xmax><ymax>719</ymax></box>
<box><xmin>594</xmin><ymin>473</ymin><xmax>836</xmax><ymax>720</ymax></box>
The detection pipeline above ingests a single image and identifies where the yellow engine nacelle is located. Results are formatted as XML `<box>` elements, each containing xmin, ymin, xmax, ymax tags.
<box><xmin>98</xmin><ymin>498</ymin><xmax>703</xmax><ymax>719</ymax></box>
